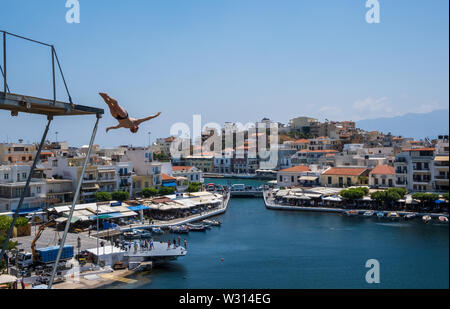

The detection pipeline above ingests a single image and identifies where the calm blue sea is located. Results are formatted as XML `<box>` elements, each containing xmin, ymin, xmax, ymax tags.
<box><xmin>106</xmin><ymin>179</ymin><xmax>449</xmax><ymax>289</ymax></box>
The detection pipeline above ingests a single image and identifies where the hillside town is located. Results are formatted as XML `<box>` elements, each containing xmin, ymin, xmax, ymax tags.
<box><xmin>0</xmin><ymin>115</ymin><xmax>448</xmax><ymax>214</ymax></box>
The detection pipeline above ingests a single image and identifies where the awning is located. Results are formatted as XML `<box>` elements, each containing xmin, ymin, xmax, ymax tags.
<box><xmin>18</xmin><ymin>207</ymin><xmax>43</xmax><ymax>215</ymax></box>
<box><xmin>162</xmin><ymin>182</ymin><xmax>177</xmax><ymax>187</ymax></box>
<box><xmin>299</xmin><ymin>176</ymin><xmax>319</xmax><ymax>181</ymax></box>
<box><xmin>0</xmin><ymin>275</ymin><xmax>18</xmax><ymax>284</ymax></box>
<box><xmin>127</xmin><ymin>205</ymin><xmax>150</xmax><ymax>212</ymax></box>
<box><xmin>434</xmin><ymin>156</ymin><xmax>449</xmax><ymax>162</ymax></box>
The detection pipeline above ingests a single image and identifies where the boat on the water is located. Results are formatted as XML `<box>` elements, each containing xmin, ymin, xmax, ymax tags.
<box><xmin>363</xmin><ymin>211</ymin><xmax>374</xmax><ymax>217</ymax></box>
<box><xmin>376</xmin><ymin>212</ymin><xmax>385</xmax><ymax>218</ymax></box>
<box><xmin>387</xmin><ymin>212</ymin><xmax>400</xmax><ymax>220</ymax></box>
<box><xmin>438</xmin><ymin>216</ymin><xmax>449</xmax><ymax>223</ymax></box>
<box><xmin>203</xmin><ymin>219</ymin><xmax>221</xmax><ymax>226</ymax></box>
<box><xmin>345</xmin><ymin>210</ymin><xmax>358</xmax><ymax>216</ymax></box>
<box><xmin>152</xmin><ymin>227</ymin><xmax>163</xmax><ymax>234</ymax></box>
<box><xmin>186</xmin><ymin>223</ymin><xmax>207</xmax><ymax>232</ymax></box>
<box><xmin>422</xmin><ymin>215</ymin><xmax>432</xmax><ymax>223</ymax></box>
<box><xmin>169</xmin><ymin>225</ymin><xmax>190</xmax><ymax>234</ymax></box>
<box><xmin>404</xmin><ymin>213</ymin><xmax>416</xmax><ymax>220</ymax></box>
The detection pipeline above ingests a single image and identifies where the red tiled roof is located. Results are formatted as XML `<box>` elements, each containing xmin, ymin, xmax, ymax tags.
<box><xmin>297</xmin><ymin>149</ymin><xmax>339</xmax><ymax>153</ymax></box>
<box><xmin>402</xmin><ymin>148</ymin><xmax>435</xmax><ymax>152</ymax></box>
<box><xmin>294</xmin><ymin>139</ymin><xmax>309</xmax><ymax>144</ymax></box>
<box><xmin>323</xmin><ymin>167</ymin><xmax>369</xmax><ymax>176</ymax></box>
<box><xmin>172</xmin><ymin>166</ymin><xmax>194</xmax><ymax>172</ymax></box>
<box><xmin>161</xmin><ymin>173</ymin><xmax>176</xmax><ymax>181</ymax></box>
<box><xmin>279</xmin><ymin>165</ymin><xmax>310</xmax><ymax>173</ymax></box>
<box><xmin>370</xmin><ymin>165</ymin><xmax>395</xmax><ymax>175</ymax></box>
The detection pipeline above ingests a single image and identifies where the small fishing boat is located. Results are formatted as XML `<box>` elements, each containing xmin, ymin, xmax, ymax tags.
<box><xmin>169</xmin><ymin>225</ymin><xmax>189</xmax><ymax>234</ymax></box>
<box><xmin>203</xmin><ymin>219</ymin><xmax>221</xmax><ymax>226</ymax></box>
<box><xmin>186</xmin><ymin>223</ymin><xmax>207</xmax><ymax>232</ymax></box>
<box><xmin>404</xmin><ymin>213</ymin><xmax>416</xmax><ymax>220</ymax></box>
<box><xmin>151</xmin><ymin>227</ymin><xmax>163</xmax><ymax>234</ymax></box>
<box><xmin>422</xmin><ymin>215</ymin><xmax>432</xmax><ymax>223</ymax></box>
<box><xmin>438</xmin><ymin>216</ymin><xmax>449</xmax><ymax>223</ymax></box>
<box><xmin>387</xmin><ymin>212</ymin><xmax>400</xmax><ymax>220</ymax></box>
<box><xmin>363</xmin><ymin>211</ymin><xmax>374</xmax><ymax>217</ymax></box>
<box><xmin>345</xmin><ymin>210</ymin><xmax>358</xmax><ymax>216</ymax></box>
<box><xmin>134</xmin><ymin>229</ymin><xmax>152</xmax><ymax>238</ymax></box>
<box><xmin>376</xmin><ymin>212</ymin><xmax>385</xmax><ymax>218</ymax></box>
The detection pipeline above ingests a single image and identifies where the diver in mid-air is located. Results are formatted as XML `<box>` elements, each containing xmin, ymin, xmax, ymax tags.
<box><xmin>99</xmin><ymin>92</ymin><xmax>161</xmax><ymax>133</ymax></box>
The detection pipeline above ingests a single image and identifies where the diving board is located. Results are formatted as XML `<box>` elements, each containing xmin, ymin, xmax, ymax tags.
<box><xmin>0</xmin><ymin>92</ymin><xmax>104</xmax><ymax>116</ymax></box>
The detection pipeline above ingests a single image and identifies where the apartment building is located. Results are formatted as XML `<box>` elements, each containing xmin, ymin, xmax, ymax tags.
<box><xmin>0</xmin><ymin>143</ymin><xmax>36</xmax><ymax>164</ymax></box>
<box><xmin>394</xmin><ymin>148</ymin><xmax>435</xmax><ymax>192</ymax></box>
<box><xmin>0</xmin><ymin>165</ymin><xmax>46</xmax><ymax>212</ymax></box>
<box><xmin>432</xmin><ymin>136</ymin><xmax>449</xmax><ymax>192</ymax></box>
<box><xmin>185</xmin><ymin>155</ymin><xmax>214</xmax><ymax>173</ymax></box>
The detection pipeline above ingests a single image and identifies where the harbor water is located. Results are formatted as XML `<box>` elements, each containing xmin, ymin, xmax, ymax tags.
<box><xmin>106</xmin><ymin>179</ymin><xmax>449</xmax><ymax>289</ymax></box>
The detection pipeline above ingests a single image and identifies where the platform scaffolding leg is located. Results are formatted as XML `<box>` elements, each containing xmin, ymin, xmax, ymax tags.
<box><xmin>0</xmin><ymin>116</ymin><xmax>53</xmax><ymax>259</ymax></box>
<box><xmin>48</xmin><ymin>114</ymin><xmax>101</xmax><ymax>289</ymax></box>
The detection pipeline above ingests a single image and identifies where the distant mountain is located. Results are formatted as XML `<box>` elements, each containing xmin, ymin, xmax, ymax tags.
<box><xmin>357</xmin><ymin>109</ymin><xmax>449</xmax><ymax>139</ymax></box>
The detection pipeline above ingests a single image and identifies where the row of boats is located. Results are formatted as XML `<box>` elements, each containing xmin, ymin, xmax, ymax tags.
<box><xmin>344</xmin><ymin>210</ymin><xmax>449</xmax><ymax>223</ymax></box>
<box><xmin>123</xmin><ymin>220</ymin><xmax>222</xmax><ymax>238</ymax></box>
<box><xmin>168</xmin><ymin>220</ymin><xmax>222</xmax><ymax>234</ymax></box>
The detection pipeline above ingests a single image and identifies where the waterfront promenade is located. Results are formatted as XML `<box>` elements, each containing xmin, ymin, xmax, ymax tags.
<box><xmin>120</xmin><ymin>193</ymin><xmax>230</xmax><ymax>232</ymax></box>
<box><xmin>263</xmin><ymin>190</ymin><xmax>449</xmax><ymax>218</ymax></box>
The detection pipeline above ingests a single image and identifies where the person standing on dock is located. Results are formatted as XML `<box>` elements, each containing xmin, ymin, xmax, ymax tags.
<box><xmin>177</xmin><ymin>236</ymin><xmax>181</xmax><ymax>246</ymax></box>
<box><xmin>184</xmin><ymin>239</ymin><xmax>187</xmax><ymax>249</ymax></box>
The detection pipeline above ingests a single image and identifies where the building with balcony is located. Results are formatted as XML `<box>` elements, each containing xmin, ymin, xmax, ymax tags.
<box><xmin>394</xmin><ymin>148</ymin><xmax>435</xmax><ymax>192</ymax></box>
<box><xmin>0</xmin><ymin>165</ymin><xmax>46</xmax><ymax>213</ymax></box>
<box><xmin>0</xmin><ymin>143</ymin><xmax>36</xmax><ymax>164</ymax></box>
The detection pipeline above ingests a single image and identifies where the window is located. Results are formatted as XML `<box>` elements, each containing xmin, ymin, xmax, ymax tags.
<box><xmin>22</xmin><ymin>173</ymin><xmax>27</xmax><ymax>179</ymax></box>
<box><xmin>280</xmin><ymin>175</ymin><xmax>283</xmax><ymax>182</ymax></box>
<box><xmin>291</xmin><ymin>176</ymin><xmax>294</xmax><ymax>183</ymax></box>
<box><xmin>36</xmin><ymin>186</ymin><xmax>41</xmax><ymax>193</ymax></box>
<box><xmin>52</xmin><ymin>160</ymin><xmax>58</xmax><ymax>167</ymax></box>
<box><xmin>145</xmin><ymin>182</ymin><xmax>149</xmax><ymax>188</ymax></box>
<box><xmin>347</xmin><ymin>177</ymin><xmax>351</xmax><ymax>185</ymax></box>
<box><xmin>328</xmin><ymin>177</ymin><xmax>332</xmax><ymax>185</ymax></box>
<box><xmin>3</xmin><ymin>174</ymin><xmax>9</xmax><ymax>180</ymax></box>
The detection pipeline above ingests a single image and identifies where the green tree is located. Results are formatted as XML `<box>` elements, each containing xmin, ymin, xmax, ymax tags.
<box><xmin>15</xmin><ymin>217</ymin><xmax>29</xmax><ymax>227</ymax></box>
<box><xmin>340</xmin><ymin>187</ymin><xmax>366</xmax><ymax>200</ymax></box>
<box><xmin>0</xmin><ymin>215</ymin><xmax>13</xmax><ymax>234</ymax></box>
<box><xmin>442</xmin><ymin>193</ymin><xmax>449</xmax><ymax>201</ymax></box>
<box><xmin>142</xmin><ymin>188</ymin><xmax>158</xmax><ymax>198</ymax></box>
<box><xmin>187</xmin><ymin>182</ymin><xmax>202</xmax><ymax>193</ymax></box>
<box><xmin>94</xmin><ymin>191</ymin><xmax>112</xmax><ymax>202</ymax></box>
<box><xmin>158</xmin><ymin>187</ymin><xmax>175</xmax><ymax>196</ymax></box>
<box><xmin>111</xmin><ymin>191</ymin><xmax>130</xmax><ymax>202</ymax></box>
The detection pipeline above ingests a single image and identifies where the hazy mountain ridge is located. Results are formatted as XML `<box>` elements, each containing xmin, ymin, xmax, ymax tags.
<box><xmin>357</xmin><ymin>109</ymin><xmax>449</xmax><ymax>139</ymax></box>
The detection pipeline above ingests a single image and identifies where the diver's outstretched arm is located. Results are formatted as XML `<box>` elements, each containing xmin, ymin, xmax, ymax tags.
<box><xmin>106</xmin><ymin>124</ymin><xmax>123</xmax><ymax>133</ymax></box>
<box><xmin>134</xmin><ymin>112</ymin><xmax>162</xmax><ymax>126</ymax></box>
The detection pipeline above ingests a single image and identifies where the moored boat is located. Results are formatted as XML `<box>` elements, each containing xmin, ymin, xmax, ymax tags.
<box><xmin>169</xmin><ymin>225</ymin><xmax>190</xmax><ymax>234</ymax></box>
<box><xmin>404</xmin><ymin>213</ymin><xmax>416</xmax><ymax>220</ymax></box>
<box><xmin>438</xmin><ymin>216</ymin><xmax>449</xmax><ymax>223</ymax></box>
<box><xmin>363</xmin><ymin>211</ymin><xmax>374</xmax><ymax>217</ymax></box>
<box><xmin>376</xmin><ymin>212</ymin><xmax>385</xmax><ymax>218</ymax></box>
<box><xmin>203</xmin><ymin>219</ymin><xmax>221</xmax><ymax>226</ymax></box>
<box><xmin>151</xmin><ymin>227</ymin><xmax>163</xmax><ymax>234</ymax></box>
<box><xmin>186</xmin><ymin>223</ymin><xmax>207</xmax><ymax>232</ymax></box>
<box><xmin>345</xmin><ymin>210</ymin><xmax>358</xmax><ymax>216</ymax></box>
<box><xmin>422</xmin><ymin>215</ymin><xmax>432</xmax><ymax>223</ymax></box>
<box><xmin>387</xmin><ymin>212</ymin><xmax>400</xmax><ymax>220</ymax></box>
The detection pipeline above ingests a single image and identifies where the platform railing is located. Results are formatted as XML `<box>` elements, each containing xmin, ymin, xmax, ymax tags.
<box><xmin>0</xmin><ymin>30</ymin><xmax>73</xmax><ymax>105</ymax></box>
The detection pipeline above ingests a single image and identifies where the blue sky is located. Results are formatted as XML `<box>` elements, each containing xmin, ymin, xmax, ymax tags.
<box><xmin>0</xmin><ymin>0</ymin><xmax>448</xmax><ymax>147</ymax></box>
